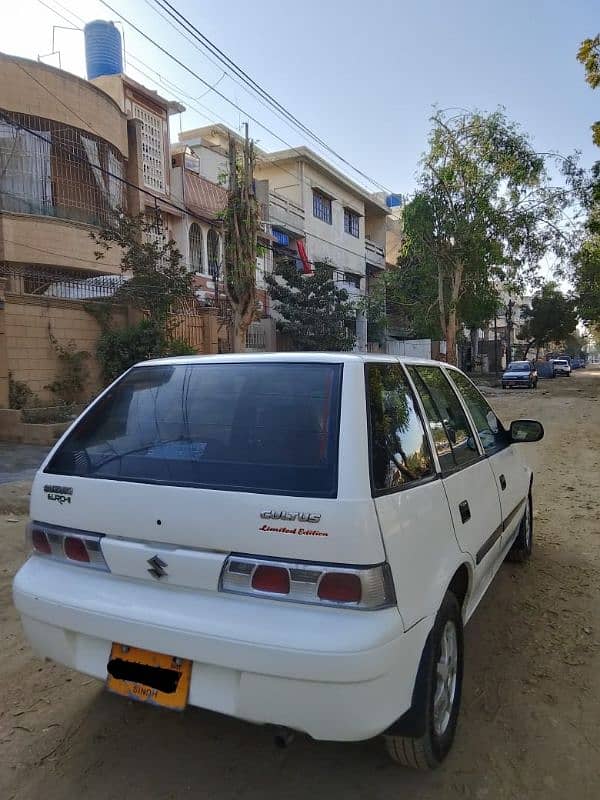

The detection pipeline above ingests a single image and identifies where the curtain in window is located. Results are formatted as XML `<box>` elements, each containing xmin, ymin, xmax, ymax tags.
<box><xmin>107</xmin><ymin>149</ymin><xmax>123</xmax><ymax>210</ymax></box>
<box><xmin>0</xmin><ymin>122</ymin><xmax>51</xmax><ymax>214</ymax></box>
<box><xmin>81</xmin><ymin>134</ymin><xmax>106</xmax><ymax>196</ymax></box>
<box><xmin>189</xmin><ymin>223</ymin><xmax>203</xmax><ymax>272</ymax></box>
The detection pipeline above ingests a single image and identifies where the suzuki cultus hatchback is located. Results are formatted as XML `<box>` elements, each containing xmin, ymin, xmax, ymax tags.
<box><xmin>13</xmin><ymin>354</ymin><xmax>544</xmax><ymax>769</ymax></box>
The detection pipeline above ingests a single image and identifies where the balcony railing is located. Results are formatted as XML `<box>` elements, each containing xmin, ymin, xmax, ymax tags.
<box><xmin>268</xmin><ymin>191</ymin><xmax>305</xmax><ymax>235</ymax></box>
<box><xmin>365</xmin><ymin>238</ymin><xmax>385</xmax><ymax>269</ymax></box>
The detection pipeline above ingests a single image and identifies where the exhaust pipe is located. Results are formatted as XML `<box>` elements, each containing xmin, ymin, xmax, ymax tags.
<box><xmin>273</xmin><ymin>726</ymin><xmax>295</xmax><ymax>749</ymax></box>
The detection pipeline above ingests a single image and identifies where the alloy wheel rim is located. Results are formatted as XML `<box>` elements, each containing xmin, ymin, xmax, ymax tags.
<box><xmin>433</xmin><ymin>620</ymin><xmax>458</xmax><ymax>737</ymax></box>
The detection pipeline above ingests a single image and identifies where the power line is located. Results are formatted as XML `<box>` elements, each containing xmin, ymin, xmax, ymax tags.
<box><xmin>35</xmin><ymin>0</ymin><xmax>391</xmax><ymax>233</ymax></box>
<box><xmin>96</xmin><ymin>0</ymin><xmax>390</xmax><ymax>198</ymax></box>
<box><xmin>149</xmin><ymin>0</ymin><xmax>392</xmax><ymax>194</ymax></box>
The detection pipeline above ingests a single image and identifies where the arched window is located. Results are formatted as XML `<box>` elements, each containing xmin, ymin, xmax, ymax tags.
<box><xmin>207</xmin><ymin>228</ymin><xmax>221</xmax><ymax>279</ymax></box>
<box><xmin>189</xmin><ymin>223</ymin><xmax>203</xmax><ymax>272</ymax></box>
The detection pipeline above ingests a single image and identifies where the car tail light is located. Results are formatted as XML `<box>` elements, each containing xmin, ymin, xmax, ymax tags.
<box><xmin>31</xmin><ymin>528</ymin><xmax>51</xmax><ymax>555</ymax></box>
<box><xmin>251</xmin><ymin>565</ymin><xmax>290</xmax><ymax>594</ymax></box>
<box><xmin>221</xmin><ymin>556</ymin><xmax>395</xmax><ymax>610</ymax></box>
<box><xmin>26</xmin><ymin>522</ymin><xmax>108</xmax><ymax>571</ymax></box>
<box><xmin>64</xmin><ymin>536</ymin><xmax>90</xmax><ymax>563</ymax></box>
<box><xmin>318</xmin><ymin>572</ymin><xmax>361</xmax><ymax>603</ymax></box>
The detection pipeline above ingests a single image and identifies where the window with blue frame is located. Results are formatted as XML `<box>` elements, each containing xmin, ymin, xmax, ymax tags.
<box><xmin>344</xmin><ymin>208</ymin><xmax>360</xmax><ymax>238</ymax></box>
<box><xmin>313</xmin><ymin>189</ymin><xmax>332</xmax><ymax>224</ymax></box>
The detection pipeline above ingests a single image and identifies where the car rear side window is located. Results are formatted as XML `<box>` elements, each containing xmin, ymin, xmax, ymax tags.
<box><xmin>366</xmin><ymin>364</ymin><xmax>434</xmax><ymax>494</ymax></box>
<box><xmin>45</xmin><ymin>363</ymin><xmax>342</xmax><ymax>498</ymax></box>
<box><xmin>407</xmin><ymin>366</ymin><xmax>480</xmax><ymax>474</ymax></box>
<box><xmin>447</xmin><ymin>370</ymin><xmax>508</xmax><ymax>454</ymax></box>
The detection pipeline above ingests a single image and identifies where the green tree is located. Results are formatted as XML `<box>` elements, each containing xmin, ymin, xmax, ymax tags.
<box><xmin>265</xmin><ymin>260</ymin><xmax>356</xmax><ymax>351</ymax></box>
<box><xmin>89</xmin><ymin>212</ymin><xmax>195</xmax><ymax>382</ymax></box>
<box><xmin>224</xmin><ymin>133</ymin><xmax>260</xmax><ymax>352</ymax></box>
<box><xmin>577</xmin><ymin>34</ymin><xmax>600</xmax><ymax>146</ymax></box>
<box><xmin>386</xmin><ymin>110</ymin><xmax>571</xmax><ymax>364</ymax></box>
<box><xmin>91</xmin><ymin>212</ymin><xmax>194</xmax><ymax>327</ymax></box>
<box><xmin>518</xmin><ymin>284</ymin><xmax>578</xmax><ymax>358</ymax></box>
<box><xmin>572</xmin><ymin>36</ymin><xmax>600</xmax><ymax>325</ymax></box>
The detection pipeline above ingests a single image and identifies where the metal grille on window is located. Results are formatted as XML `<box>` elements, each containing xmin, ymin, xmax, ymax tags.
<box><xmin>313</xmin><ymin>190</ymin><xmax>332</xmax><ymax>224</ymax></box>
<box><xmin>189</xmin><ymin>223</ymin><xmax>203</xmax><ymax>272</ymax></box>
<box><xmin>132</xmin><ymin>103</ymin><xmax>166</xmax><ymax>193</ymax></box>
<box><xmin>0</xmin><ymin>112</ymin><xmax>125</xmax><ymax>225</ymax></box>
<box><xmin>207</xmin><ymin>229</ymin><xmax>220</xmax><ymax>278</ymax></box>
<box><xmin>344</xmin><ymin>208</ymin><xmax>360</xmax><ymax>237</ymax></box>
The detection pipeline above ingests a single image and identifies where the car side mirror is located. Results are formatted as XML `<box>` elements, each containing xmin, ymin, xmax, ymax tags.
<box><xmin>510</xmin><ymin>419</ymin><xmax>544</xmax><ymax>443</ymax></box>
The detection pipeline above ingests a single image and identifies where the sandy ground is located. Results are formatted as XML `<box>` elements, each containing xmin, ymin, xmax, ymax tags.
<box><xmin>1</xmin><ymin>367</ymin><xmax>599</xmax><ymax>800</ymax></box>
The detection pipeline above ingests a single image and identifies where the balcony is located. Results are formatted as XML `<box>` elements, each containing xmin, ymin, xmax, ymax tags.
<box><xmin>268</xmin><ymin>191</ymin><xmax>305</xmax><ymax>236</ymax></box>
<box><xmin>365</xmin><ymin>238</ymin><xmax>385</xmax><ymax>270</ymax></box>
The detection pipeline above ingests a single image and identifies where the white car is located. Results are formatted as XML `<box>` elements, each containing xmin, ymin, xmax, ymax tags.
<box><xmin>13</xmin><ymin>355</ymin><xmax>543</xmax><ymax>770</ymax></box>
<box><xmin>552</xmin><ymin>358</ymin><xmax>571</xmax><ymax>376</ymax></box>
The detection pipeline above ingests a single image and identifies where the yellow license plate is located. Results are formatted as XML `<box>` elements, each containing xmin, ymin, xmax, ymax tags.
<box><xmin>106</xmin><ymin>643</ymin><xmax>192</xmax><ymax>711</ymax></box>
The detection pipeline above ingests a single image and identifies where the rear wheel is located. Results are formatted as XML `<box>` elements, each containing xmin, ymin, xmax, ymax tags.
<box><xmin>507</xmin><ymin>491</ymin><xmax>533</xmax><ymax>563</ymax></box>
<box><xmin>385</xmin><ymin>592</ymin><xmax>464</xmax><ymax>770</ymax></box>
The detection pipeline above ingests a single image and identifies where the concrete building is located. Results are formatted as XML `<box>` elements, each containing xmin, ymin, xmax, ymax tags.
<box><xmin>178</xmin><ymin>124</ymin><xmax>389</xmax><ymax>302</ymax></box>
<box><xmin>0</xmin><ymin>53</ymin><xmax>128</xmax><ymax>278</ymax></box>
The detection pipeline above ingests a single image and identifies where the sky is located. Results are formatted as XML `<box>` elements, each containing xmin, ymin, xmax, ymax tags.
<box><xmin>1</xmin><ymin>0</ymin><xmax>598</xmax><ymax>199</ymax></box>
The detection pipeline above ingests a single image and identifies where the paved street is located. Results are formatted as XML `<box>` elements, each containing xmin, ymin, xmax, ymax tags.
<box><xmin>0</xmin><ymin>367</ymin><xmax>599</xmax><ymax>800</ymax></box>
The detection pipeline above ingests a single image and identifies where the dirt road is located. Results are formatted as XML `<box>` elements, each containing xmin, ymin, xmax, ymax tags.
<box><xmin>1</xmin><ymin>367</ymin><xmax>599</xmax><ymax>800</ymax></box>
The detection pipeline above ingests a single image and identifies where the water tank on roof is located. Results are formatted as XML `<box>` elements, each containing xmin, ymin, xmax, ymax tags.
<box><xmin>385</xmin><ymin>193</ymin><xmax>404</xmax><ymax>208</ymax></box>
<box><xmin>84</xmin><ymin>20</ymin><xmax>123</xmax><ymax>80</ymax></box>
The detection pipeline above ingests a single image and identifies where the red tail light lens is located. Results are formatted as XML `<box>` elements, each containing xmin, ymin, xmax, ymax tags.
<box><xmin>31</xmin><ymin>528</ymin><xmax>51</xmax><ymax>555</ymax></box>
<box><xmin>64</xmin><ymin>536</ymin><xmax>91</xmax><ymax>563</ymax></box>
<box><xmin>251</xmin><ymin>565</ymin><xmax>290</xmax><ymax>594</ymax></box>
<box><xmin>318</xmin><ymin>572</ymin><xmax>362</xmax><ymax>603</ymax></box>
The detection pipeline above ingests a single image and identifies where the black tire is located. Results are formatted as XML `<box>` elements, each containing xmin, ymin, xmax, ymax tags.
<box><xmin>502</xmin><ymin>384</ymin><xmax>508</xmax><ymax>390</ymax></box>
<box><xmin>506</xmin><ymin>491</ymin><xmax>533</xmax><ymax>563</ymax></box>
<box><xmin>385</xmin><ymin>592</ymin><xmax>464</xmax><ymax>770</ymax></box>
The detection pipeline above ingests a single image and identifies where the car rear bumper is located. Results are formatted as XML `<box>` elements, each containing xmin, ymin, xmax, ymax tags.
<box><xmin>13</xmin><ymin>557</ymin><xmax>431</xmax><ymax>741</ymax></box>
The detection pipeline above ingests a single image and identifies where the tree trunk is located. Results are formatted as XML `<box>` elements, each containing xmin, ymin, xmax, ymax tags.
<box><xmin>446</xmin><ymin>309</ymin><xmax>458</xmax><ymax>365</ymax></box>
<box><xmin>232</xmin><ymin>310</ymin><xmax>248</xmax><ymax>353</ymax></box>
<box><xmin>470</xmin><ymin>327</ymin><xmax>479</xmax><ymax>370</ymax></box>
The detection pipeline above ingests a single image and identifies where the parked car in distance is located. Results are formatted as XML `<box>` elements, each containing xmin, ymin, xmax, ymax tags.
<box><xmin>13</xmin><ymin>354</ymin><xmax>544</xmax><ymax>770</ymax></box>
<box><xmin>502</xmin><ymin>360</ymin><xmax>538</xmax><ymax>389</ymax></box>
<box><xmin>552</xmin><ymin>358</ymin><xmax>571</xmax><ymax>376</ymax></box>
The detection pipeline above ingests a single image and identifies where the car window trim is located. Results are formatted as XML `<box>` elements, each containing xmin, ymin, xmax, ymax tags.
<box><xmin>364</xmin><ymin>362</ymin><xmax>438</xmax><ymax>498</ymax></box>
<box><xmin>404</xmin><ymin>364</ymin><xmax>484</xmax><ymax>474</ymax></box>
<box><xmin>443</xmin><ymin>366</ymin><xmax>510</xmax><ymax>457</ymax></box>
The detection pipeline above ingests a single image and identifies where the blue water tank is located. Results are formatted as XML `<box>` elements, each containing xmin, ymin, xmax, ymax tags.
<box><xmin>84</xmin><ymin>20</ymin><xmax>123</xmax><ymax>80</ymax></box>
<box><xmin>385</xmin><ymin>193</ymin><xmax>404</xmax><ymax>208</ymax></box>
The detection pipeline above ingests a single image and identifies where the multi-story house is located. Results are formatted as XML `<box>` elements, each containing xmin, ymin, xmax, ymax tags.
<box><xmin>178</xmin><ymin>124</ymin><xmax>389</xmax><ymax>301</ymax></box>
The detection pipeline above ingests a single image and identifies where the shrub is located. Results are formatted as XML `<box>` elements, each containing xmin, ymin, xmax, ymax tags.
<box><xmin>9</xmin><ymin>373</ymin><xmax>34</xmax><ymax>410</ymax></box>
<box><xmin>96</xmin><ymin>319</ymin><xmax>196</xmax><ymax>383</ymax></box>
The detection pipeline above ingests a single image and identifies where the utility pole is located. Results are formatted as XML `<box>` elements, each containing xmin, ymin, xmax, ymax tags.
<box><xmin>505</xmin><ymin>298</ymin><xmax>515</xmax><ymax>363</ymax></box>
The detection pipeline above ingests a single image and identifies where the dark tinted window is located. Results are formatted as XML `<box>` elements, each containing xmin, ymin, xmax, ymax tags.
<box><xmin>508</xmin><ymin>362</ymin><xmax>530</xmax><ymax>372</ymax></box>
<box><xmin>367</xmin><ymin>364</ymin><xmax>434</xmax><ymax>493</ymax></box>
<box><xmin>408</xmin><ymin>366</ymin><xmax>480</xmax><ymax>473</ymax></box>
<box><xmin>46</xmin><ymin>363</ymin><xmax>342</xmax><ymax>497</ymax></box>
<box><xmin>447</xmin><ymin>371</ymin><xmax>508</xmax><ymax>453</ymax></box>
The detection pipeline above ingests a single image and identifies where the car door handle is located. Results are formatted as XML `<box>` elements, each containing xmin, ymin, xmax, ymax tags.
<box><xmin>499</xmin><ymin>474</ymin><xmax>507</xmax><ymax>491</ymax></box>
<box><xmin>459</xmin><ymin>500</ymin><xmax>471</xmax><ymax>524</ymax></box>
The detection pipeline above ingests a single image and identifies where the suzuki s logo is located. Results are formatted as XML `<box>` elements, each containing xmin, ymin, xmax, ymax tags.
<box><xmin>260</xmin><ymin>510</ymin><xmax>321</xmax><ymax>523</ymax></box>
<box><xmin>147</xmin><ymin>555</ymin><xmax>168</xmax><ymax>580</ymax></box>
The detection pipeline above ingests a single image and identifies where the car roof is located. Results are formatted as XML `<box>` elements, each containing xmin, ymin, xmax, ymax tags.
<box><xmin>137</xmin><ymin>352</ymin><xmax>454</xmax><ymax>369</ymax></box>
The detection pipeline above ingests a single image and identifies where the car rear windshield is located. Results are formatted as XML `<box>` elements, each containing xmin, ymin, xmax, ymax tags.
<box><xmin>508</xmin><ymin>362</ymin><xmax>530</xmax><ymax>371</ymax></box>
<box><xmin>45</xmin><ymin>363</ymin><xmax>342</xmax><ymax>498</ymax></box>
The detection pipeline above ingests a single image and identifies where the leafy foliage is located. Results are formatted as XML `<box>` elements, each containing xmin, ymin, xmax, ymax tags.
<box><xmin>96</xmin><ymin>319</ymin><xmax>195</xmax><ymax>384</ymax></box>
<box><xmin>8</xmin><ymin>373</ymin><xmax>35</xmax><ymax>410</ymax></box>
<box><xmin>266</xmin><ymin>260</ymin><xmax>356</xmax><ymax>351</ymax></box>
<box><xmin>518</xmin><ymin>284</ymin><xmax>577</xmax><ymax>357</ymax></box>
<box><xmin>577</xmin><ymin>34</ymin><xmax>600</xmax><ymax>146</ymax></box>
<box><xmin>386</xmin><ymin>109</ymin><xmax>572</xmax><ymax>363</ymax></box>
<box><xmin>45</xmin><ymin>331</ymin><xmax>91</xmax><ymax>404</ymax></box>
<box><xmin>90</xmin><ymin>212</ymin><xmax>194</xmax><ymax>326</ymax></box>
<box><xmin>223</xmin><ymin>135</ymin><xmax>260</xmax><ymax>351</ymax></box>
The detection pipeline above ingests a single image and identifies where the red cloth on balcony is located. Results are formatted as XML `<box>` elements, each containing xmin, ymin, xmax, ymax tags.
<box><xmin>296</xmin><ymin>239</ymin><xmax>312</xmax><ymax>274</ymax></box>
